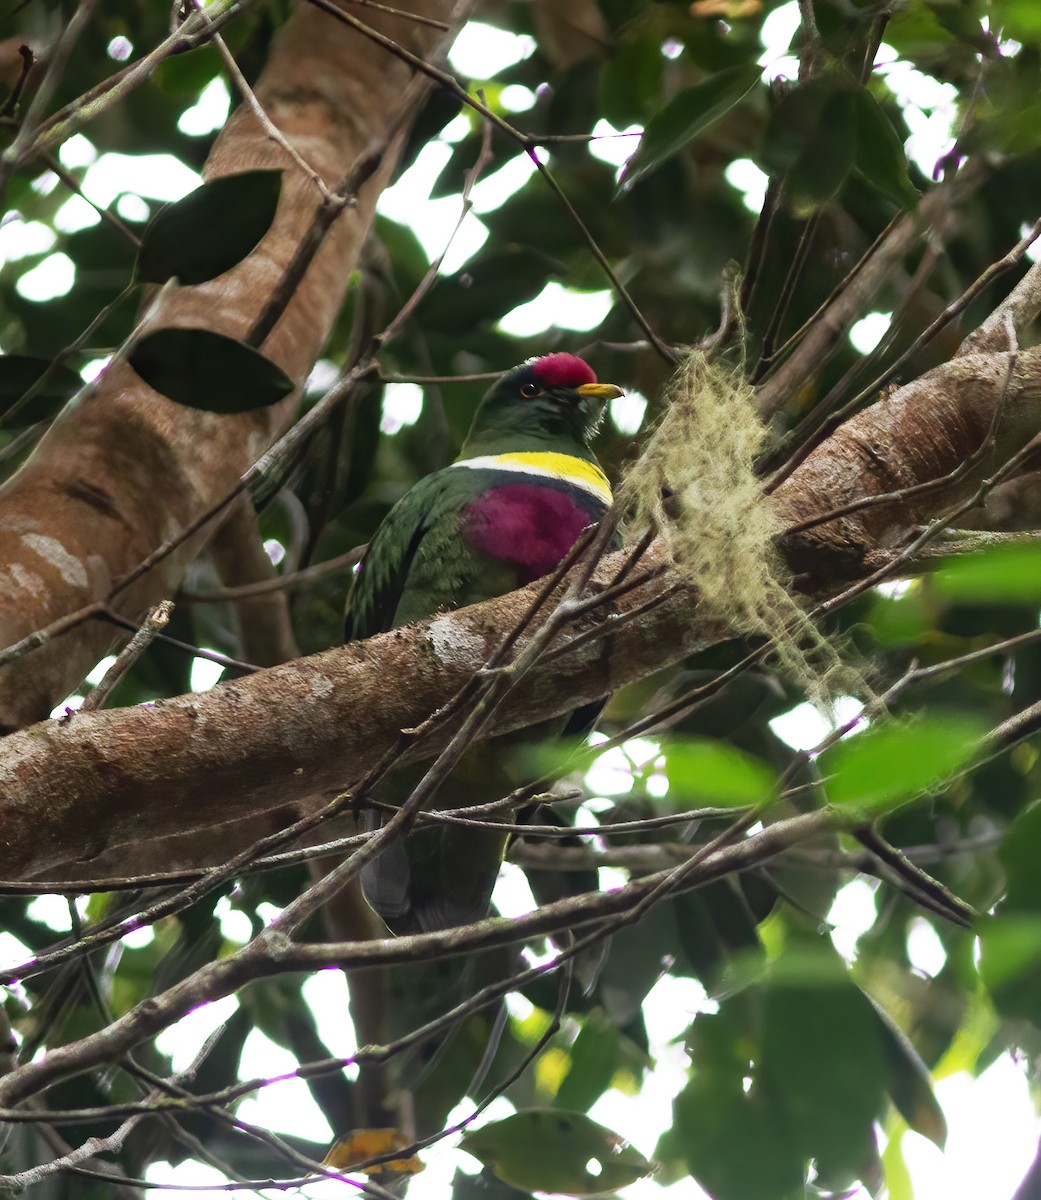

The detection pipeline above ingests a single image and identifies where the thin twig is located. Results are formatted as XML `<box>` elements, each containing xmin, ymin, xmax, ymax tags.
<box><xmin>0</xmin><ymin>195</ymin><xmax>480</xmax><ymax>669</ymax></box>
<box><xmin>0</xmin><ymin>810</ymin><xmax>836</xmax><ymax>1110</ymax></box>
<box><xmin>98</xmin><ymin>606</ymin><xmax>261</xmax><ymax>673</ymax></box>
<box><xmin>853</xmin><ymin>824</ymin><xmax>975</xmax><ymax>927</ymax></box>
<box><xmin>780</xmin><ymin>331</ymin><xmax>1015</xmax><ymax>536</ymax></box>
<box><xmin>0</xmin><ymin>283</ymin><xmax>135</xmax><ymax>431</ymax></box>
<box><xmin>38</xmin><ymin>149</ymin><xmax>141</xmax><ymax>248</ymax></box>
<box><xmin>961</xmin><ymin>243</ymin><xmax>1041</xmax><ymax>356</ymax></box>
<box><xmin>752</xmin><ymin>212</ymin><xmax>822</xmax><ymax>380</ymax></box>
<box><xmin>178</xmin><ymin>545</ymin><xmax>365</xmax><ymax>602</ymax></box>
<box><xmin>245</xmin><ymin>51</ymin><xmax>438</xmax><ymax>348</ymax></box>
<box><xmin>338</xmin><ymin>0</ymin><xmax>451</xmax><ymax>28</ymax></box>
<box><xmin>754</xmin><ymin>164</ymin><xmax>982</xmax><ymax>423</ymax></box>
<box><xmin>0</xmin><ymin>44</ymin><xmax>34</xmax><ymax>119</ymax></box>
<box><xmin>80</xmin><ymin>601</ymin><xmax>173</xmax><ymax>712</ymax></box>
<box><xmin>378</xmin><ymin>370</ymin><xmax>500</xmax><ymax>384</ymax></box>
<box><xmin>753</xmin><ymin>212</ymin><xmax>901</xmax><ymax>374</ymax></box>
<box><xmin>9</xmin><ymin>0</ymin><xmax>262</xmax><ymax>163</ymax></box>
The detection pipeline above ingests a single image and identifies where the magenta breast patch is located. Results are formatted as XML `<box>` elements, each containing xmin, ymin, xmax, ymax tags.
<box><xmin>462</xmin><ymin>483</ymin><xmax>594</xmax><ymax>582</ymax></box>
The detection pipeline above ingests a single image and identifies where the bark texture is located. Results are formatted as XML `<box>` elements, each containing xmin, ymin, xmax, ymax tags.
<box><xmin>774</xmin><ymin>349</ymin><xmax>1041</xmax><ymax>581</ymax></box>
<box><xmin>3</xmin><ymin>346</ymin><xmax>1041</xmax><ymax>882</ymax></box>
<box><xmin>0</xmin><ymin>0</ymin><xmax>461</xmax><ymax>729</ymax></box>
<box><xmin>0</xmin><ymin>540</ymin><xmax>700</xmax><ymax>880</ymax></box>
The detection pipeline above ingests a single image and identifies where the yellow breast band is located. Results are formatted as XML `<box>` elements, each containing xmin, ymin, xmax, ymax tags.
<box><xmin>451</xmin><ymin>452</ymin><xmax>613</xmax><ymax>505</ymax></box>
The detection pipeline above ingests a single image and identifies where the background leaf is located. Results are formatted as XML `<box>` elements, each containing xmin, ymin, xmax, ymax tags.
<box><xmin>819</xmin><ymin>714</ymin><xmax>985</xmax><ymax>814</ymax></box>
<box><xmin>760</xmin><ymin>78</ymin><xmax>859</xmax><ymax>211</ymax></box>
<box><xmin>135</xmin><ymin>169</ymin><xmax>282</xmax><ymax>285</ymax></box>
<box><xmin>663</xmin><ymin>737</ymin><xmax>777</xmax><ymax>806</ymax></box>
<box><xmin>866</xmin><ymin>991</ymin><xmax>947</xmax><ymax>1148</ymax></box>
<box><xmin>853</xmin><ymin>89</ymin><xmax>919</xmax><ymax>208</ymax></box>
<box><xmin>934</xmin><ymin>544</ymin><xmax>1041</xmax><ymax>603</ymax></box>
<box><xmin>618</xmin><ymin>64</ymin><xmax>761</xmax><ymax>192</ymax></box>
<box><xmin>0</xmin><ymin>355</ymin><xmax>83</xmax><ymax>426</ymax></box>
<box><xmin>460</xmin><ymin>1110</ymin><xmax>653</xmax><ymax>1196</ymax></box>
<box><xmin>129</xmin><ymin>327</ymin><xmax>295</xmax><ymax>412</ymax></box>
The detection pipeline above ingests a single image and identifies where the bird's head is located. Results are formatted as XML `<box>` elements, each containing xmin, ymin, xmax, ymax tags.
<box><xmin>462</xmin><ymin>354</ymin><xmax>623</xmax><ymax>455</ymax></box>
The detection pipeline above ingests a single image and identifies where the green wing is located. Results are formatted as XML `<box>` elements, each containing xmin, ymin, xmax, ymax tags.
<box><xmin>344</xmin><ymin>472</ymin><xmax>451</xmax><ymax>642</ymax></box>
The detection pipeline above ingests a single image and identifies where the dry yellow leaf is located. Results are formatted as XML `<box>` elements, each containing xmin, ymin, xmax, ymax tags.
<box><xmin>691</xmin><ymin>0</ymin><xmax>762</xmax><ymax>17</ymax></box>
<box><xmin>321</xmin><ymin>1127</ymin><xmax>424</xmax><ymax>1176</ymax></box>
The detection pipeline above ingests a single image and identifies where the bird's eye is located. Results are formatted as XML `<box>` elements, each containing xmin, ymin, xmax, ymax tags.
<box><xmin>519</xmin><ymin>381</ymin><xmax>542</xmax><ymax>399</ymax></box>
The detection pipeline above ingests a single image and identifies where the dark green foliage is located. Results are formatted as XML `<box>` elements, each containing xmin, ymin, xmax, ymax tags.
<box><xmin>135</xmin><ymin>169</ymin><xmax>282</xmax><ymax>285</ymax></box>
<box><xmin>553</xmin><ymin>1011</ymin><xmax>620</xmax><ymax>1112</ymax></box>
<box><xmin>869</xmin><ymin>993</ymin><xmax>948</xmax><ymax>1147</ymax></box>
<box><xmin>760</xmin><ymin>76</ymin><xmax>917</xmax><ymax>214</ymax></box>
<box><xmin>129</xmin><ymin>327</ymin><xmax>294</xmax><ymax>411</ymax></box>
<box><xmin>0</xmin><ymin>355</ymin><xmax>83</xmax><ymax>426</ymax></box>
<box><xmin>460</xmin><ymin>1109</ymin><xmax>653</xmax><ymax>1194</ymax></box>
<box><xmin>853</xmin><ymin>88</ymin><xmax>921</xmax><ymax>208</ymax></box>
<box><xmin>619</xmin><ymin>63</ymin><xmax>762</xmax><ymax>192</ymax></box>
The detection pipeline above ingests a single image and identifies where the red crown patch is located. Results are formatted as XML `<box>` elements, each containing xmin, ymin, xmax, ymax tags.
<box><xmin>529</xmin><ymin>353</ymin><xmax>596</xmax><ymax>388</ymax></box>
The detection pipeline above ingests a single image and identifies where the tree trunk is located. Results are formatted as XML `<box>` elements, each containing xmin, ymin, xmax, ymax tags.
<box><xmin>0</xmin><ymin>0</ymin><xmax>463</xmax><ymax>730</ymax></box>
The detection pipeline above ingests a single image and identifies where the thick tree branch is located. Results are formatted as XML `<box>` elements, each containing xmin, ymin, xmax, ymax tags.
<box><xmin>2</xmin><ymin>347</ymin><xmax>1041</xmax><ymax>880</ymax></box>
<box><xmin>773</xmin><ymin>348</ymin><xmax>1041</xmax><ymax>583</ymax></box>
<box><xmin>0</xmin><ymin>540</ymin><xmax>697</xmax><ymax>879</ymax></box>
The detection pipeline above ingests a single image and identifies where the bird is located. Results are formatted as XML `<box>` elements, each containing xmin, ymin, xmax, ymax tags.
<box><xmin>345</xmin><ymin>352</ymin><xmax>622</xmax><ymax>935</ymax></box>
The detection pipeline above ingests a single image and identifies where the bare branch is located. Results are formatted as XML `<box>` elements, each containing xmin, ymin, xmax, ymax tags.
<box><xmin>80</xmin><ymin>601</ymin><xmax>173</xmax><ymax>712</ymax></box>
<box><xmin>0</xmin><ymin>811</ymin><xmax>834</xmax><ymax>1108</ymax></box>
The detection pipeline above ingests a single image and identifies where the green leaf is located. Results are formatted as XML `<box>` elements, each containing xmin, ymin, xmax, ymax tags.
<box><xmin>668</xmin><ymin>1008</ymin><xmax>806</xmax><ymax>1200</ymax></box>
<box><xmin>760</xmin><ymin>950</ymin><xmax>887</xmax><ymax>1173</ymax></box>
<box><xmin>0</xmin><ymin>355</ymin><xmax>82</xmax><ymax>426</ymax></box>
<box><xmin>792</xmin><ymin>89</ymin><xmax>857</xmax><ymax>209</ymax></box>
<box><xmin>152</xmin><ymin>45</ymin><xmax>221</xmax><ymax>98</ymax></box>
<box><xmin>425</xmin><ymin>245</ymin><xmax>554</xmax><ymax>334</ymax></box>
<box><xmin>460</xmin><ymin>1110</ymin><xmax>653</xmax><ymax>1196</ymax></box>
<box><xmin>664</xmin><ymin>737</ymin><xmax>777</xmax><ymax>806</ymax></box>
<box><xmin>761</xmin><ymin>78</ymin><xmax>857</xmax><ymax>212</ymax></box>
<box><xmin>819</xmin><ymin>714</ymin><xmax>985</xmax><ymax>815</ymax></box>
<box><xmin>927</xmin><ymin>0</ymin><xmax>995</xmax><ymax>49</ymax></box>
<box><xmin>885</xmin><ymin>8</ymin><xmax>959</xmax><ymax>67</ymax></box>
<box><xmin>865</xmin><ymin>992</ymin><xmax>947</xmax><ymax>1148</ymax></box>
<box><xmin>450</xmin><ymin>1166</ymin><xmax>535</xmax><ymax>1199</ymax></box>
<box><xmin>998</xmin><ymin>798</ymin><xmax>1041</xmax><ymax>912</ymax></box>
<box><xmin>135</xmin><ymin>169</ymin><xmax>282</xmax><ymax>285</ymax></box>
<box><xmin>978</xmin><ymin>912</ymin><xmax>1041</xmax><ymax>1024</ymax></box>
<box><xmin>995</xmin><ymin>0</ymin><xmax>1041</xmax><ymax>39</ymax></box>
<box><xmin>978</xmin><ymin>805</ymin><xmax>1041</xmax><ymax>1024</ymax></box>
<box><xmin>129</xmin><ymin>328</ymin><xmax>295</xmax><ymax>412</ymax></box>
<box><xmin>598</xmin><ymin>908</ymin><xmax>680</xmax><ymax>1026</ymax></box>
<box><xmin>979</xmin><ymin>913</ymin><xmax>1041</xmax><ymax>989</ymax></box>
<box><xmin>618</xmin><ymin>64</ymin><xmax>761</xmax><ymax>192</ymax></box>
<box><xmin>675</xmin><ymin>1081</ymin><xmax>807</xmax><ymax>1199</ymax></box>
<box><xmin>675</xmin><ymin>880</ymin><xmax>768</xmax><ymax>994</ymax></box>
<box><xmin>599</xmin><ymin>28</ymin><xmax>663</xmax><ymax>129</ymax></box>
<box><xmin>865</xmin><ymin>585</ymin><xmax>930</xmax><ymax>646</ymax></box>
<box><xmin>853</xmin><ymin>89</ymin><xmax>919</xmax><ymax>208</ymax></box>
<box><xmin>554</xmin><ymin>1011</ymin><xmax>620</xmax><ymax>1111</ymax></box>
<box><xmin>934</xmin><ymin>543</ymin><xmax>1041</xmax><ymax>604</ymax></box>
<box><xmin>760</xmin><ymin>77</ymin><xmax>842</xmax><ymax>172</ymax></box>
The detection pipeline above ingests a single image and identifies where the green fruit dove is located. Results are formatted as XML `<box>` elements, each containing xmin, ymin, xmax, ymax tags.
<box><xmin>345</xmin><ymin>353</ymin><xmax>622</xmax><ymax>934</ymax></box>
